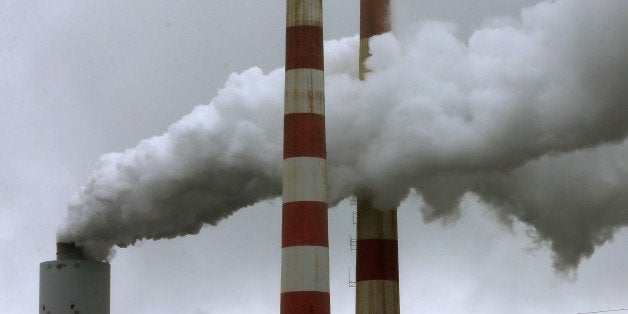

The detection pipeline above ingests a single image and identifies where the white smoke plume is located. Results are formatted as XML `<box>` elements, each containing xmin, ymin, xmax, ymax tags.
<box><xmin>59</xmin><ymin>0</ymin><xmax>628</xmax><ymax>270</ymax></box>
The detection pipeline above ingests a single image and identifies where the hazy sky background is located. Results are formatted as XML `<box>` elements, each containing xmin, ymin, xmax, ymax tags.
<box><xmin>1</xmin><ymin>1</ymin><xmax>626</xmax><ymax>313</ymax></box>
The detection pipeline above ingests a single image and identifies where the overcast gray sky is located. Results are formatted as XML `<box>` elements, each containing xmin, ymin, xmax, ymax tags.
<box><xmin>1</xmin><ymin>1</ymin><xmax>626</xmax><ymax>313</ymax></box>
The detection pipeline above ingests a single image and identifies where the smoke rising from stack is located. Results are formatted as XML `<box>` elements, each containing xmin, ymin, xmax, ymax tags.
<box><xmin>58</xmin><ymin>0</ymin><xmax>627</xmax><ymax>270</ymax></box>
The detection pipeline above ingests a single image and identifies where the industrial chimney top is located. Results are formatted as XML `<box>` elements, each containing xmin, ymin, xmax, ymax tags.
<box><xmin>56</xmin><ymin>242</ymin><xmax>85</xmax><ymax>260</ymax></box>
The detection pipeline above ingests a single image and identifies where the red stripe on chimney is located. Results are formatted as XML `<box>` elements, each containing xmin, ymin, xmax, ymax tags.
<box><xmin>360</xmin><ymin>0</ymin><xmax>390</xmax><ymax>38</ymax></box>
<box><xmin>286</xmin><ymin>26</ymin><xmax>324</xmax><ymax>70</ymax></box>
<box><xmin>281</xmin><ymin>291</ymin><xmax>330</xmax><ymax>314</ymax></box>
<box><xmin>282</xmin><ymin>201</ymin><xmax>328</xmax><ymax>248</ymax></box>
<box><xmin>356</xmin><ymin>238</ymin><xmax>399</xmax><ymax>282</ymax></box>
<box><xmin>284</xmin><ymin>113</ymin><xmax>326</xmax><ymax>159</ymax></box>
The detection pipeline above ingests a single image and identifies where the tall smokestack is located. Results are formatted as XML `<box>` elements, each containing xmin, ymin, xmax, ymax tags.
<box><xmin>356</xmin><ymin>1</ymin><xmax>400</xmax><ymax>313</ymax></box>
<box><xmin>280</xmin><ymin>0</ymin><xmax>329</xmax><ymax>313</ymax></box>
<box><xmin>39</xmin><ymin>243</ymin><xmax>110</xmax><ymax>314</ymax></box>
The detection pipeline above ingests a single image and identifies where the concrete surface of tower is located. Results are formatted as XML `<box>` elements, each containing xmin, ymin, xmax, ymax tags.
<box><xmin>280</xmin><ymin>0</ymin><xmax>330</xmax><ymax>313</ymax></box>
<box><xmin>39</xmin><ymin>242</ymin><xmax>110</xmax><ymax>314</ymax></box>
<box><xmin>356</xmin><ymin>0</ymin><xmax>401</xmax><ymax>313</ymax></box>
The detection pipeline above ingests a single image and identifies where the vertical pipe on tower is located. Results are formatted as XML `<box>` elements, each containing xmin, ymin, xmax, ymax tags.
<box><xmin>281</xmin><ymin>0</ymin><xmax>330</xmax><ymax>313</ymax></box>
<box><xmin>356</xmin><ymin>1</ymin><xmax>400</xmax><ymax>313</ymax></box>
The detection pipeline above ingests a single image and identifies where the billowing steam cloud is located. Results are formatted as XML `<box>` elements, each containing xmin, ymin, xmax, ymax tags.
<box><xmin>58</xmin><ymin>0</ymin><xmax>628</xmax><ymax>270</ymax></box>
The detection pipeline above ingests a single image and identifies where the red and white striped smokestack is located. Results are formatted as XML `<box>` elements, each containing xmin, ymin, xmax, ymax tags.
<box><xmin>281</xmin><ymin>0</ymin><xmax>329</xmax><ymax>313</ymax></box>
<box><xmin>356</xmin><ymin>1</ymin><xmax>400</xmax><ymax>314</ymax></box>
<box><xmin>359</xmin><ymin>0</ymin><xmax>391</xmax><ymax>80</ymax></box>
<box><xmin>355</xmin><ymin>198</ymin><xmax>399</xmax><ymax>313</ymax></box>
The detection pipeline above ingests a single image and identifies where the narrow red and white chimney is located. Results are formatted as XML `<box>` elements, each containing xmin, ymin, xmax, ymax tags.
<box><xmin>281</xmin><ymin>0</ymin><xmax>329</xmax><ymax>313</ymax></box>
<box><xmin>355</xmin><ymin>198</ymin><xmax>399</xmax><ymax>314</ymax></box>
<box><xmin>356</xmin><ymin>1</ymin><xmax>400</xmax><ymax>313</ymax></box>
